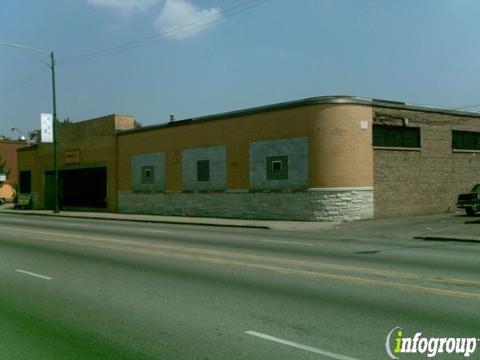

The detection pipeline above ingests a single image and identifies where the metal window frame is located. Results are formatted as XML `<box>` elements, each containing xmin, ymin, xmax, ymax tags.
<box><xmin>141</xmin><ymin>165</ymin><xmax>155</xmax><ymax>184</ymax></box>
<box><xmin>452</xmin><ymin>130</ymin><xmax>480</xmax><ymax>150</ymax></box>
<box><xmin>196</xmin><ymin>160</ymin><xmax>210</xmax><ymax>182</ymax></box>
<box><xmin>267</xmin><ymin>156</ymin><xmax>288</xmax><ymax>180</ymax></box>
<box><xmin>373</xmin><ymin>124</ymin><xmax>421</xmax><ymax>148</ymax></box>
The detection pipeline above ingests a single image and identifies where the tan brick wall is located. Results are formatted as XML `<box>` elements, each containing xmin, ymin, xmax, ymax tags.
<box><xmin>17</xmin><ymin>115</ymin><xmax>135</xmax><ymax>211</ymax></box>
<box><xmin>373</xmin><ymin>107</ymin><xmax>480</xmax><ymax>218</ymax></box>
<box><xmin>117</xmin><ymin>103</ymin><xmax>374</xmax><ymax>191</ymax></box>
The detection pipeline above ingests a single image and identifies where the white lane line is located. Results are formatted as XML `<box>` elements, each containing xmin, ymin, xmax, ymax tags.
<box><xmin>245</xmin><ymin>331</ymin><xmax>359</xmax><ymax>360</ymax></box>
<box><xmin>16</xmin><ymin>269</ymin><xmax>52</xmax><ymax>280</ymax></box>
<box><xmin>260</xmin><ymin>239</ymin><xmax>315</xmax><ymax>246</ymax></box>
<box><xmin>141</xmin><ymin>229</ymin><xmax>173</xmax><ymax>234</ymax></box>
<box><xmin>61</xmin><ymin>223</ymin><xmax>93</xmax><ymax>227</ymax></box>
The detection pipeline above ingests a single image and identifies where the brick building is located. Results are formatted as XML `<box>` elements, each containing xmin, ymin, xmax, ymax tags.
<box><xmin>16</xmin><ymin>96</ymin><xmax>480</xmax><ymax>221</ymax></box>
<box><xmin>0</xmin><ymin>140</ymin><xmax>27</xmax><ymax>201</ymax></box>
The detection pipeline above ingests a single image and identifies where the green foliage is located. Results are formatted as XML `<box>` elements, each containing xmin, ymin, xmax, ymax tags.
<box><xmin>29</xmin><ymin>130</ymin><xmax>41</xmax><ymax>143</ymax></box>
<box><xmin>59</xmin><ymin>117</ymin><xmax>72</xmax><ymax>126</ymax></box>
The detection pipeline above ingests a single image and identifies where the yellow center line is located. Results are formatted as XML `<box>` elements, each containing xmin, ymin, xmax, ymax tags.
<box><xmin>25</xmin><ymin>228</ymin><xmax>480</xmax><ymax>285</ymax></box>
<box><xmin>29</xmin><ymin>234</ymin><xmax>480</xmax><ymax>301</ymax></box>
<box><xmin>3</xmin><ymin>226</ymin><xmax>480</xmax><ymax>300</ymax></box>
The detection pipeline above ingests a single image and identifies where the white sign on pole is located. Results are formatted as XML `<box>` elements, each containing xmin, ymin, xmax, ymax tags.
<box><xmin>41</xmin><ymin>113</ymin><xmax>53</xmax><ymax>143</ymax></box>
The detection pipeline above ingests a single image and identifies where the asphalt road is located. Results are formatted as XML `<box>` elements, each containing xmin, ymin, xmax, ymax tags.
<box><xmin>0</xmin><ymin>213</ymin><xmax>478</xmax><ymax>359</ymax></box>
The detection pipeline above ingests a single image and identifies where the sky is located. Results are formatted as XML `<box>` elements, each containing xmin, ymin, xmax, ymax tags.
<box><xmin>1</xmin><ymin>0</ymin><xmax>480</xmax><ymax>138</ymax></box>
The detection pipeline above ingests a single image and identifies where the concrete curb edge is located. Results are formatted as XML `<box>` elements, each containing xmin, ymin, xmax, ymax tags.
<box><xmin>0</xmin><ymin>211</ymin><xmax>272</xmax><ymax>230</ymax></box>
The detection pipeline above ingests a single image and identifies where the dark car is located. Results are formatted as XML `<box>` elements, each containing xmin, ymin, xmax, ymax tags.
<box><xmin>457</xmin><ymin>184</ymin><xmax>480</xmax><ymax>216</ymax></box>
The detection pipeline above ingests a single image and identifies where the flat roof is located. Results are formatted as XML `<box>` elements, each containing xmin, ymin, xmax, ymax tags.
<box><xmin>71</xmin><ymin>95</ymin><xmax>480</xmax><ymax>136</ymax></box>
<box><xmin>0</xmin><ymin>140</ymin><xmax>30</xmax><ymax>145</ymax></box>
<box><xmin>118</xmin><ymin>95</ymin><xmax>369</xmax><ymax>136</ymax></box>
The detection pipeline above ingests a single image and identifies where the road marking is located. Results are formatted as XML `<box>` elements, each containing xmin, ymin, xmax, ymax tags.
<box><xmin>260</xmin><ymin>238</ymin><xmax>315</xmax><ymax>246</ymax></box>
<box><xmin>245</xmin><ymin>331</ymin><xmax>359</xmax><ymax>360</ymax></box>
<box><xmin>16</xmin><ymin>269</ymin><xmax>52</xmax><ymax>280</ymax></box>
<box><xmin>62</xmin><ymin>223</ymin><xmax>93</xmax><ymax>227</ymax></box>
<box><xmin>141</xmin><ymin>229</ymin><xmax>173</xmax><ymax>234</ymax></box>
<box><xmin>4</xmin><ymin>226</ymin><xmax>480</xmax><ymax>299</ymax></box>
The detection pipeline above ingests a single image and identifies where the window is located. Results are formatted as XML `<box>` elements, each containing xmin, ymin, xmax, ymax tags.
<box><xmin>19</xmin><ymin>170</ymin><xmax>31</xmax><ymax>193</ymax></box>
<box><xmin>197</xmin><ymin>160</ymin><xmax>210</xmax><ymax>182</ymax></box>
<box><xmin>373</xmin><ymin>124</ymin><xmax>421</xmax><ymax>148</ymax></box>
<box><xmin>452</xmin><ymin>130</ymin><xmax>480</xmax><ymax>150</ymax></box>
<box><xmin>141</xmin><ymin>166</ymin><xmax>154</xmax><ymax>184</ymax></box>
<box><xmin>267</xmin><ymin>156</ymin><xmax>288</xmax><ymax>180</ymax></box>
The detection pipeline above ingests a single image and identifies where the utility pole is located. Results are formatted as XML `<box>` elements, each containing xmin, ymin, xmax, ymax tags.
<box><xmin>51</xmin><ymin>51</ymin><xmax>59</xmax><ymax>213</ymax></box>
<box><xmin>0</xmin><ymin>42</ymin><xmax>60</xmax><ymax>213</ymax></box>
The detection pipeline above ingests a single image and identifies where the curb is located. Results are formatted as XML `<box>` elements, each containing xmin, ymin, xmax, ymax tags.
<box><xmin>0</xmin><ymin>210</ymin><xmax>271</xmax><ymax>230</ymax></box>
<box><xmin>414</xmin><ymin>236</ymin><xmax>480</xmax><ymax>244</ymax></box>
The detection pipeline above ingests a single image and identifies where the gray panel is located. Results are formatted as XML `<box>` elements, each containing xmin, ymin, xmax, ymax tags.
<box><xmin>182</xmin><ymin>146</ymin><xmax>226</xmax><ymax>191</ymax></box>
<box><xmin>249</xmin><ymin>137</ymin><xmax>308</xmax><ymax>190</ymax></box>
<box><xmin>131</xmin><ymin>152</ymin><xmax>166</xmax><ymax>192</ymax></box>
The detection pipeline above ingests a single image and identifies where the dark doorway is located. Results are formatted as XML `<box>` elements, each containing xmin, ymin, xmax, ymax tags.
<box><xmin>45</xmin><ymin>167</ymin><xmax>107</xmax><ymax>209</ymax></box>
<box><xmin>19</xmin><ymin>171</ymin><xmax>32</xmax><ymax>193</ymax></box>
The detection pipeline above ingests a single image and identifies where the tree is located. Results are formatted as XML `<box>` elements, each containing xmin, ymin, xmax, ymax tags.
<box><xmin>29</xmin><ymin>118</ymin><xmax>71</xmax><ymax>144</ymax></box>
<box><xmin>134</xmin><ymin>120</ymin><xmax>142</xmax><ymax>129</ymax></box>
<box><xmin>59</xmin><ymin>117</ymin><xmax>72</xmax><ymax>126</ymax></box>
<box><xmin>29</xmin><ymin>130</ymin><xmax>41</xmax><ymax>144</ymax></box>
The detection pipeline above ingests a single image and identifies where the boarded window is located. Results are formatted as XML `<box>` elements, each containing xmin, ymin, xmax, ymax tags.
<box><xmin>141</xmin><ymin>166</ymin><xmax>154</xmax><ymax>184</ymax></box>
<box><xmin>267</xmin><ymin>156</ymin><xmax>288</xmax><ymax>180</ymax></box>
<box><xmin>373</xmin><ymin>125</ymin><xmax>421</xmax><ymax>148</ymax></box>
<box><xmin>197</xmin><ymin>160</ymin><xmax>210</xmax><ymax>182</ymax></box>
<box><xmin>452</xmin><ymin>130</ymin><xmax>480</xmax><ymax>150</ymax></box>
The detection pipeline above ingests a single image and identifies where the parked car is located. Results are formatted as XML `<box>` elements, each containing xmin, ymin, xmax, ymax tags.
<box><xmin>457</xmin><ymin>184</ymin><xmax>480</xmax><ymax>216</ymax></box>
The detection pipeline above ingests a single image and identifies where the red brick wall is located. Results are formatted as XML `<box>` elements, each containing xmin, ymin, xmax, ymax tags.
<box><xmin>0</xmin><ymin>140</ymin><xmax>27</xmax><ymax>185</ymax></box>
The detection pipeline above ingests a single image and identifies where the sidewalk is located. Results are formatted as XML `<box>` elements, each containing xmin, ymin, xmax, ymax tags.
<box><xmin>413</xmin><ymin>219</ymin><xmax>480</xmax><ymax>243</ymax></box>
<box><xmin>1</xmin><ymin>205</ymin><xmax>478</xmax><ymax>240</ymax></box>
<box><xmin>330</xmin><ymin>212</ymin><xmax>480</xmax><ymax>243</ymax></box>
<box><xmin>0</xmin><ymin>206</ymin><xmax>335</xmax><ymax>232</ymax></box>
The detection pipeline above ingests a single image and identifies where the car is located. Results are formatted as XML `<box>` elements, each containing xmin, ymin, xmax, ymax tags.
<box><xmin>457</xmin><ymin>184</ymin><xmax>480</xmax><ymax>216</ymax></box>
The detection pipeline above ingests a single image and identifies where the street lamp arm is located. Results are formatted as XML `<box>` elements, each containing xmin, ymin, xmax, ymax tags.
<box><xmin>0</xmin><ymin>42</ymin><xmax>51</xmax><ymax>68</ymax></box>
<box><xmin>1</xmin><ymin>41</ymin><xmax>59</xmax><ymax>212</ymax></box>
<box><xmin>0</xmin><ymin>42</ymin><xmax>49</xmax><ymax>55</ymax></box>
<box><xmin>10</xmin><ymin>127</ymin><xmax>26</xmax><ymax>137</ymax></box>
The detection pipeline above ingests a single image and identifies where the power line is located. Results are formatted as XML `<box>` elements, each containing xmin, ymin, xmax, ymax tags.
<box><xmin>0</xmin><ymin>67</ymin><xmax>47</xmax><ymax>96</ymax></box>
<box><xmin>59</xmin><ymin>0</ymin><xmax>270</xmax><ymax>65</ymax></box>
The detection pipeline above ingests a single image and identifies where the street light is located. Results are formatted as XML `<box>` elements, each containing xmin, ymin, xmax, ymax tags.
<box><xmin>0</xmin><ymin>42</ymin><xmax>59</xmax><ymax>213</ymax></box>
<box><xmin>10</xmin><ymin>127</ymin><xmax>30</xmax><ymax>145</ymax></box>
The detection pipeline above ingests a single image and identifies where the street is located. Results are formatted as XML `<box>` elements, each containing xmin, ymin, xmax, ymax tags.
<box><xmin>0</xmin><ymin>213</ymin><xmax>478</xmax><ymax>359</ymax></box>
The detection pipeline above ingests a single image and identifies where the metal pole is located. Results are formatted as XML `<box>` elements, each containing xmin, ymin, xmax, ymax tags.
<box><xmin>51</xmin><ymin>51</ymin><xmax>59</xmax><ymax>213</ymax></box>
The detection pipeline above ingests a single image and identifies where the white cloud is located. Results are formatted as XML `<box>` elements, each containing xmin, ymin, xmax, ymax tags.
<box><xmin>154</xmin><ymin>0</ymin><xmax>222</xmax><ymax>40</ymax></box>
<box><xmin>86</xmin><ymin>0</ymin><xmax>158</xmax><ymax>14</ymax></box>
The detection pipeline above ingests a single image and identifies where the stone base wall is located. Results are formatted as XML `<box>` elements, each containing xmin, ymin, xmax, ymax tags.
<box><xmin>118</xmin><ymin>187</ymin><xmax>373</xmax><ymax>222</ymax></box>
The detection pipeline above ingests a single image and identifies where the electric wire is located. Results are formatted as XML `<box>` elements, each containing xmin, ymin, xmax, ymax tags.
<box><xmin>58</xmin><ymin>0</ymin><xmax>270</xmax><ymax>65</ymax></box>
<box><xmin>0</xmin><ymin>67</ymin><xmax>47</xmax><ymax>96</ymax></box>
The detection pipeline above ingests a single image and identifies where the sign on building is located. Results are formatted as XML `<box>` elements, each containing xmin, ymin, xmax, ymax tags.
<box><xmin>65</xmin><ymin>150</ymin><xmax>80</xmax><ymax>164</ymax></box>
<box><xmin>40</xmin><ymin>113</ymin><xmax>53</xmax><ymax>143</ymax></box>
